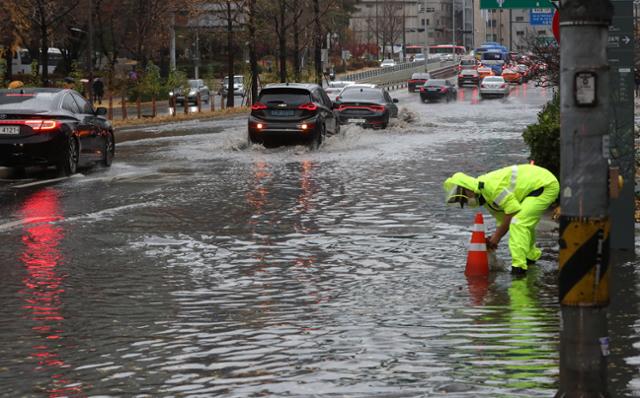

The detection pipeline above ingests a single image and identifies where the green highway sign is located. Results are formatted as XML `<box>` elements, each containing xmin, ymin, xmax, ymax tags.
<box><xmin>480</xmin><ymin>0</ymin><xmax>553</xmax><ymax>9</ymax></box>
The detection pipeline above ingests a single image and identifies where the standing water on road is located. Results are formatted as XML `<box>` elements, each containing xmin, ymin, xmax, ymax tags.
<box><xmin>0</xmin><ymin>85</ymin><xmax>638</xmax><ymax>397</ymax></box>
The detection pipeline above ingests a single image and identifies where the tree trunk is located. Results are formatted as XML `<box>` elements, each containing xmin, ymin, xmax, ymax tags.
<box><xmin>40</xmin><ymin>19</ymin><xmax>49</xmax><ymax>86</ymax></box>
<box><xmin>278</xmin><ymin>0</ymin><xmax>287</xmax><ymax>83</ymax></box>
<box><xmin>248</xmin><ymin>0</ymin><xmax>258</xmax><ymax>104</ymax></box>
<box><xmin>226</xmin><ymin>0</ymin><xmax>235</xmax><ymax>108</ymax></box>
<box><xmin>3</xmin><ymin>45</ymin><xmax>12</xmax><ymax>84</ymax></box>
<box><xmin>313</xmin><ymin>0</ymin><xmax>322</xmax><ymax>85</ymax></box>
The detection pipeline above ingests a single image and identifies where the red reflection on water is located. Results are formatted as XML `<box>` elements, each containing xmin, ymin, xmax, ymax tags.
<box><xmin>246</xmin><ymin>161</ymin><xmax>270</xmax><ymax>217</ymax></box>
<box><xmin>466</xmin><ymin>275</ymin><xmax>490</xmax><ymax>306</ymax></box>
<box><xmin>18</xmin><ymin>189</ymin><xmax>84</xmax><ymax>397</ymax></box>
<box><xmin>471</xmin><ymin>88</ymin><xmax>480</xmax><ymax>105</ymax></box>
<box><xmin>522</xmin><ymin>82</ymin><xmax>528</xmax><ymax>98</ymax></box>
<box><xmin>458</xmin><ymin>89</ymin><xmax>465</xmax><ymax>102</ymax></box>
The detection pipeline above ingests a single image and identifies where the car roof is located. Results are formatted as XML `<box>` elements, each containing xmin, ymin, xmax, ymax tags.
<box><xmin>263</xmin><ymin>82</ymin><xmax>321</xmax><ymax>90</ymax></box>
<box><xmin>342</xmin><ymin>83</ymin><xmax>377</xmax><ymax>89</ymax></box>
<box><xmin>0</xmin><ymin>88</ymin><xmax>65</xmax><ymax>94</ymax></box>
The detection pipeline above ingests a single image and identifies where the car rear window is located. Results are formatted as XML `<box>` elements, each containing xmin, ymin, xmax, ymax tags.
<box><xmin>411</xmin><ymin>73</ymin><xmax>430</xmax><ymax>79</ymax></box>
<box><xmin>340</xmin><ymin>88</ymin><xmax>384</xmax><ymax>101</ymax></box>
<box><xmin>484</xmin><ymin>77</ymin><xmax>503</xmax><ymax>82</ymax></box>
<box><xmin>258</xmin><ymin>88</ymin><xmax>311</xmax><ymax>106</ymax></box>
<box><xmin>461</xmin><ymin>70</ymin><xmax>478</xmax><ymax>75</ymax></box>
<box><xmin>0</xmin><ymin>92</ymin><xmax>56</xmax><ymax>111</ymax></box>
<box><xmin>460</xmin><ymin>59</ymin><xmax>476</xmax><ymax>66</ymax></box>
<box><xmin>425</xmin><ymin>80</ymin><xmax>446</xmax><ymax>86</ymax></box>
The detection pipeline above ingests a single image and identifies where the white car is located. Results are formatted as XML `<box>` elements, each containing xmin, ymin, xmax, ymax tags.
<box><xmin>412</xmin><ymin>53</ymin><xmax>426</xmax><ymax>62</ymax></box>
<box><xmin>479</xmin><ymin>76</ymin><xmax>510</xmax><ymax>99</ymax></box>
<box><xmin>326</xmin><ymin>81</ymin><xmax>355</xmax><ymax>103</ymax></box>
<box><xmin>380</xmin><ymin>59</ymin><xmax>396</xmax><ymax>68</ymax></box>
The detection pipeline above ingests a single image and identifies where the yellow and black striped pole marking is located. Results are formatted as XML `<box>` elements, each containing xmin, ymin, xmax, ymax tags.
<box><xmin>559</xmin><ymin>216</ymin><xmax>611</xmax><ymax>306</ymax></box>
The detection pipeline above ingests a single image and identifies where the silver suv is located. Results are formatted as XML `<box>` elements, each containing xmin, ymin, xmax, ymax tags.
<box><xmin>220</xmin><ymin>75</ymin><xmax>245</xmax><ymax>98</ymax></box>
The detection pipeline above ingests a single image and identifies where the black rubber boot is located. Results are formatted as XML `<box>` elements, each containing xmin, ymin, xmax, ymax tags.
<box><xmin>511</xmin><ymin>266</ymin><xmax>527</xmax><ymax>275</ymax></box>
<box><xmin>526</xmin><ymin>259</ymin><xmax>536</xmax><ymax>266</ymax></box>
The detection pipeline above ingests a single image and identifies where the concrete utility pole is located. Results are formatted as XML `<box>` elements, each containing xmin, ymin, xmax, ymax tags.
<box><xmin>87</xmin><ymin>0</ymin><xmax>94</xmax><ymax>101</ymax></box>
<box><xmin>424</xmin><ymin>0</ymin><xmax>429</xmax><ymax>71</ymax></box>
<box><xmin>556</xmin><ymin>0</ymin><xmax>614</xmax><ymax>397</ymax></box>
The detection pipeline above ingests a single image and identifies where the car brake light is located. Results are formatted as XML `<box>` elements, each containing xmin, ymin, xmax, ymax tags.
<box><xmin>0</xmin><ymin>119</ymin><xmax>61</xmax><ymax>132</ymax></box>
<box><xmin>440</xmin><ymin>87</ymin><xmax>447</xmax><ymax>93</ymax></box>
<box><xmin>368</xmin><ymin>105</ymin><xmax>385</xmax><ymax>112</ymax></box>
<box><xmin>500</xmin><ymin>84</ymin><xmax>506</xmax><ymax>88</ymax></box>
<box><xmin>251</xmin><ymin>102</ymin><xmax>267</xmax><ymax>111</ymax></box>
<box><xmin>419</xmin><ymin>87</ymin><xmax>425</xmax><ymax>92</ymax></box>
<box><xmin>298</xmin><ymin>102</ymin><xmax>318</xmax><ymax>111</ymax></box>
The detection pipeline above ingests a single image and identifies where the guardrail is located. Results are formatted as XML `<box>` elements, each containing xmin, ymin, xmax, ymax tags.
<box><xmin>375</xmin><ymin>63</ymin><xmax>459</xmax><ymax>91</ymax></box>
<box><xmin>338</xmin><ymin>59</ymin><xmax>440</xmax><ymax>82</ymax></box>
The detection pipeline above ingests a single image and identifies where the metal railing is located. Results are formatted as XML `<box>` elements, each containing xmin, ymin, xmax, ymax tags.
<box><xmin>338</xmin><ymin>59</ymin><xmax>442</xmax><ymax>82</ymax></box>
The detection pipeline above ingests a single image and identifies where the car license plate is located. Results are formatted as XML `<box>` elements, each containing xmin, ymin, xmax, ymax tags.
<box><xmin>0</xmin><ymin>126</ymin><xmax>20</xmax><ymax>135</ymax></box>
<box><xmin>348</xmin><ymin>119</ymin><xmax>366</xmax><ymax>123</ymax></box>
<box><xmin>271</xmin><ymin>110</ymin><xmax>294</xmax><ymax>116</ymax></box>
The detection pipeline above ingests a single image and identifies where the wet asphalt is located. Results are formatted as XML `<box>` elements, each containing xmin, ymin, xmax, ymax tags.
<box><xmin>0</xmin><ymin>83</ymin><xmax>639</xmax><ymax>397</ymax></box>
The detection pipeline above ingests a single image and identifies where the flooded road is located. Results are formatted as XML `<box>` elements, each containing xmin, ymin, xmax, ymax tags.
<box><xmin>0</xmin><ymin>84</ymin><xmax>638</xmax><ymax>397</ymax></box>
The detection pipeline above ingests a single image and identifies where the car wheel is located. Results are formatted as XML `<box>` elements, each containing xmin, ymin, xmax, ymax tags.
<box><xmin>102</xmin><ymin>132</ymin><xmax>115</xmax><ymax>167</ymax></box>
<box><xmin>309</xmin><ymin>124</ymin><xmax>324</xmax><ymax>150</ymax></box>
<box><xmin>57</xmin><ymin>135</ymin><xmax>79</xmax><ymax>176</ymax></box>
<box><xmin>381</xmin><ymin>114</ymin><xmax>390</xmax><ymax>129</ymax></box>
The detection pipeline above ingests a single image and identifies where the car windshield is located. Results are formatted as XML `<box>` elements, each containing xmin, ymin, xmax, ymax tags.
<box><xmin>460</xmin><ymin>59</ymin><xmax>475</xmax><ymax>66</ymax></box>
<box><xmin>382</xmin><ymin>59</ymin><xmax>394</xmax><ymax>64</ymax></box>
<box><xmin>425</xmin><ymin>80</ymin><xmax>446</xmax><ymax>86</ymax></box>
<box><xmin>188</xmin><ymin>81</ymin><xmax>202</xmax><ymax>88</ymax></box>
<box><xmin>461</xmin><ymin>70</ymin><xmax>478</xmax><ymax>75</ymax></box>
<box><xmin>224</xmin><ymin>77</ymin><xmax>243</xmax><ymax>84</ymax></box>
<box><xmin>0</xmin><ymin>91</ymin><xmax>56</xmax><ymax>111</ymax></box>
<box><xmin>484</xmin><ymin>77</ymin><xmax>503</xmax><ymax>82</ymax></box>
<box><xmin>258</xmin><ymin>88</ymin><xmax>311</xmax><ymax>106</ymax></box>
<box><xmin>340</xmin><ymin>88</ymin><xmax>384</xmax><ymax>101</ymax></box>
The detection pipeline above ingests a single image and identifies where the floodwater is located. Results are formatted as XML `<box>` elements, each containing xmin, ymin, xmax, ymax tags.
<box><xmin>0</xmin><ymin>84</ymin><xmax>638</xmax><ymax>397</ymax></box>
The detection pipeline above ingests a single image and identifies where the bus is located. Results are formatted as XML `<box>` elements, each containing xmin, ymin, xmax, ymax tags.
<box><xmin>481</xmin><ymin>48</ymin><xmax>509</xmax><ymax>75</ymax></box>
<box><xmin>428</xmin><ymin>45</ymin><xmax>466</xmax><ymax>61</ymax></box>
<box><xmin>474</xmin><ymin>42</ymin><xmax>508</xmax><ymax>61</ymax></box>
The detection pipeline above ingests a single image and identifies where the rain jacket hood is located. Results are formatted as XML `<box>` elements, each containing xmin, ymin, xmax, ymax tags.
<box><xmin>443</xmin><ymin>172</ymin><xmax>480</xmax><ymax>204</ymax></box>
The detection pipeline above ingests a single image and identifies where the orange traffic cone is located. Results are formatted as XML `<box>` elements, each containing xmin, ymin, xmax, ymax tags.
<box><xmin>465</xmin><ymin>212</ymin><xmax>489</xmax><ymax>277</ymax></box>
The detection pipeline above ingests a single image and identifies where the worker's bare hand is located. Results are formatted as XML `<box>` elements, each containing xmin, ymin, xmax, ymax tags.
<box><xmin>486</xmin><ymin>236</ymin><xmax>499</xmax><ymax>251</ymax></box>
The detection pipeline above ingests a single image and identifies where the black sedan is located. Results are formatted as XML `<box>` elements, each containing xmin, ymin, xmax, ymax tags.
<box><xmin>419</xmin><ymin>79</ymin><xmax>457</xmax><ymax>103</ymax></box>
<box><xmin>248</xmin><ymin>83</ymin><xmax>338</xmax><ymax>149</ymax></box>
<box><xmin>0</xmin><ymin>88</ymin><xmax>115</xmax><ymax>176</ymax></box>
<box><xmin>334</xmin><ymin>86</ymin><xmax>398</xmax><ymax>129</ymax></box>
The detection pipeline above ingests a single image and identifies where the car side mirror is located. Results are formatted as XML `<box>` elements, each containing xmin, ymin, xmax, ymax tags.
<box><xmin>95</xmin><ymin>107</ymin><xmax>108</xmax><ymax>116</ymax></box>
<box><xmin>392</xmin><ymin>98</ymin><xmax>399</xmax><ymax>103</ymax></box>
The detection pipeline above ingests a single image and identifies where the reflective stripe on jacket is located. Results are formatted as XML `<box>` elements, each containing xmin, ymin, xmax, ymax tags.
<box><xmin>477</xmin><ymin>164</ymin><xmax>558</xmax><ymax>215</ymax></box>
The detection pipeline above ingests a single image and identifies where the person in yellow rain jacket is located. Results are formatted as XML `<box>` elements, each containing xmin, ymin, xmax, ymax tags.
<box><xmin>443</xmin><ymin>164</ymin><xmax>559</xmax><ymax>275</ymax></box>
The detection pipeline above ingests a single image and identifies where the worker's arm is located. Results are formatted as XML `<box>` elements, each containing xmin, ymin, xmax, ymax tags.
<box><xmin>487</xmin><ymin>212</ymin><xmax>515</xmax><ymax>249</ymax></box>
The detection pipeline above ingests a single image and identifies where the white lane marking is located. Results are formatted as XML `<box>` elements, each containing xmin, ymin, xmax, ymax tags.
<box><xmin>11</xmin><ymin>174</ymin><xmax>83</xmax><ymax>189</ymax></box>
<box><xmin>0</xmin><ymin>217</ymin><xmax>53</xmax><ymax>232</ymax></box>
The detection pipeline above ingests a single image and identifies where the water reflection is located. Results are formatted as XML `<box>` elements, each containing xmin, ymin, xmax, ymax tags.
<box><xmin>18</xmin><ymin>188</ymin><xmax>82</xmax><ymax>396</ymax></box>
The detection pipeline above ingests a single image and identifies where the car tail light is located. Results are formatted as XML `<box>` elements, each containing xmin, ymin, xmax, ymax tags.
<box><xmin>481</xmin><ymin>84</ymin><xmax>486</xmax><ymax>88</ymax></box>
<box><xmin>251</xmin><ymin>102</ymin><xmax>267</xmax><ymax>111</ymax></box>
<box><xmin>419</xmin><ymin>87</ymin><xmax>425</xmax><ymax>92</ymax></box>
<box><xmin>0</xmin><ymin>119</ymin><xmax>60</xmax><ymax>132</ymax></box>
<box><xmin>440</xmin><ymin>87</ymin><xmax>447</xmax><ymax>93</ymax></box>
<box><xmin>368</xmin><ymin>105</ymin><xmax>385</xmax><ymax>112</ymax></box>
<box><xmin>298</xmin><ymin>102</ymin><xmax>318</xmax><ymax>111</ymax></box>
<box><xmin>298</xmin><ymin>123</ymin><xmax>315</xmax><ymax>132</ymax></box>
<box><xmin>458</xmin><ymin>74</ymin><xmax>463</xmax><ymax>78</ymax></box>
<box><xmin>500</xmin><ymin>84</ymin><xmax>506</xmax><ymax>88</ymax></box>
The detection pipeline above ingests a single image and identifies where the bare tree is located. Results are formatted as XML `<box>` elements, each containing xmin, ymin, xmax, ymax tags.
<box><xmin>378</xmin><ymin>0</ymin><xmax>402</xmax><ymax>59</ymax></box>
<box><xmin>12</xmin><ymin>0</ymin><xmax>79</xmax><ymax>84</ymax></box>
<box><xmin>521</xmin><ymin>31</ymin><xmax>559</xmax><ymax>87</ymax></box>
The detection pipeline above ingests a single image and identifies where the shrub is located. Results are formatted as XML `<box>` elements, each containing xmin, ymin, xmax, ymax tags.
<box><xmin>522</xmin><ymin>91</ymin><xmax>560</xmax><ymax>177</ymax></box>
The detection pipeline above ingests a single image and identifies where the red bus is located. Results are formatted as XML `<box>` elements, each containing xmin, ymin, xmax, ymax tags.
<box><xmin>428</xmin><ymin>45</ymin><xmax>467</xmax><ymax>60</ymax></box>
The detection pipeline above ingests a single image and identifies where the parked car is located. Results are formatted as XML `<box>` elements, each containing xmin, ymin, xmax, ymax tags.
<box><xmin>173</xmin><ymin>79</ymin><xmax>211</xmax><ymax>105</ymax></box>
<box><xmin>408</xmin><ymin>72</ymin><xmax>432</xmax><ymax>92</ymax></box>
<box><xmin>220</xmin><ymin>75</ymin><xmax>245</xmax><ymax>98</ymax></box>
<box><xmin>333</xmin><ymin>86</ymin><xmax>398</xmax><ymax>129</ymax></box>
<box><xmin>248</xmin><ymin>83</ymin><xmax>338</xmax><ymax>149</ymax></box>
<box><xmin>516</xmin><ymin>64</ymin><xmax>530</xmax><ymax>82</ymax></box>
<box><xmin>458</xmin><ymin>69</ymin><xmax>480</xmax><ymax>87</ymax></box>
<box><xmin>419</xmin><ymin>79</ymin><xmax>457</xmax><ymax>102</ymax></box>
<box><xmin>479</xmin><ymin>76</ymin><xmax>510</xmax><ymax>98</ymax></box>
<box><xmin>380</xmin><ymin>59</ymin><xmax>396</xmax><ymax>68</ymax></box>
<box><xmin>0</xmin><ymin>88</ymin><xmax>115</xmax><ymax>176</ymax></box>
